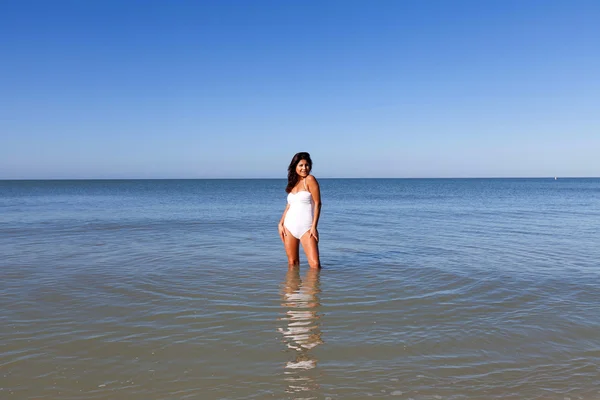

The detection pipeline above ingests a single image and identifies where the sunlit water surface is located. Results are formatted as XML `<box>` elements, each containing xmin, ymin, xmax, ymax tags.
<box><xmin>1</xmin><ymin>179</ymin><xmax>599</xmax><ymax>399</ymax></box>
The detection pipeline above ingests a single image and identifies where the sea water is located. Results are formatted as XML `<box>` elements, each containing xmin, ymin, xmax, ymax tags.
<box><xmin>1</xmin><ymin>178</ymin><xmax>599</xmax><ymax>399</ymax></box>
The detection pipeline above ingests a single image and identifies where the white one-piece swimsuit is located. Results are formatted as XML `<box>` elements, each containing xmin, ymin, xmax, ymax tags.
<box><xmin>284</xmin><ymin>181</ymin><xmax>314</xmax><ymax>239</ymax></box>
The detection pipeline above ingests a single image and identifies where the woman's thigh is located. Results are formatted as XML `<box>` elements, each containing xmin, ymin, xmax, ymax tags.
<box><xmin>284</xmin><ymin>228</ymin><xmax>300</xmax><ymax>263</ymax></box>
<box><xmin>300</xmin><ymin>234</ymin><xmax>320</xmax><ymax>268</ymax></box>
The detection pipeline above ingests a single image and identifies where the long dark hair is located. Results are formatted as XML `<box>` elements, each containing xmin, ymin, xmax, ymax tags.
<box><xmin>286</xmin><ymin>152</ymin><xmax>313</xmax><ymax>193</ymax></box>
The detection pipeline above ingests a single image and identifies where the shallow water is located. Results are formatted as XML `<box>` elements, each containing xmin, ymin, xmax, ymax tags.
<box><xmin>1</xmin><ymin>178</ymin><xmax>600</xmax><ymax>399</ymax></box>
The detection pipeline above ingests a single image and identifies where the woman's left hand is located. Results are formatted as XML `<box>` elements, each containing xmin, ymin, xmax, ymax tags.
<box><xmin>309</xmin><ymin>227</ymin><xmax>319</xmax><ymax>242</ymax></box>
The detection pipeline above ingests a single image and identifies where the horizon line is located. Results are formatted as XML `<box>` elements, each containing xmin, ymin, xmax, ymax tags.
<box><xmin>1</xmin><ymin>176</ymin><xmax>598</xmax><ymax>181</ymax></box>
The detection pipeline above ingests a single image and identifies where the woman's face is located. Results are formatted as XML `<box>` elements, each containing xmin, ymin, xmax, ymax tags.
<box><xmin>296</xmin><ymin>159</ymin><xmax>311</xmax><ymax>177</ymax></box>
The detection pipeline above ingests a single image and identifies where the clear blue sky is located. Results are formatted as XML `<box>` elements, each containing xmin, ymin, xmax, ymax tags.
<box><xmin>1</xmin><ymin>0</ymin><xmax>598</xmax><ymax>179</ymax></box>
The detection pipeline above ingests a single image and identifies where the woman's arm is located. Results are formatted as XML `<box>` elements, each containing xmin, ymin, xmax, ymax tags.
<box><xmin>278</xmin><ymin>204</ymin><xmax>290</xmax><ymax>242</ymax></box>
<box><xmin>307</xmin><ymin>175</ymin><xmax>321</xmax><ymax>241</ymax></box>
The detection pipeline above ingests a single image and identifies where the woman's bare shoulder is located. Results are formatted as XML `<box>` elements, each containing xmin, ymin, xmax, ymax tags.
<box><xmin>306</xmin><ymin>175</ymin><xmax>319</xmax><ymax>184</ymax></box>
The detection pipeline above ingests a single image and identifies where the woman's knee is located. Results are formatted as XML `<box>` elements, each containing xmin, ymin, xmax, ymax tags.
<box><xmin>307</xmin><ymin>258</ymin><xmax>321</xmax><ymax>269</ymax></box>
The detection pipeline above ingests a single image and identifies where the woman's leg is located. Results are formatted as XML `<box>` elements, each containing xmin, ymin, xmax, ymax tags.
<box><xmin>300</xmin><ymin>233</ymin><xmax>321</xmax><ymax>269</ymax></box>
<box><xmin>284</xmin><ymin>228</ymin><xmax>300</xmax><ymax>267</ymax></box>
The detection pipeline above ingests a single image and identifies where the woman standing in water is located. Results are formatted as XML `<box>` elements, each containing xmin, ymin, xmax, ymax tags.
<box><xmin>278</xmin><ymin>152</ymin><xmax>322</xmax><ymax>269</ymax></box>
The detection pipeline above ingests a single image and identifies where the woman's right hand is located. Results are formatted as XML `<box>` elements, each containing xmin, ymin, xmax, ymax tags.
<box><xmin>278</xmin><ymin>223</ymin><xmax>286</xmax><ymax>242</ymax></box>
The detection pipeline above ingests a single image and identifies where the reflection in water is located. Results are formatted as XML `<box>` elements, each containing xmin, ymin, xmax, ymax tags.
<box><xmin>278</xmin><ymin>268</ymin><xmax>323</xmax><ymax>398</ymax></box>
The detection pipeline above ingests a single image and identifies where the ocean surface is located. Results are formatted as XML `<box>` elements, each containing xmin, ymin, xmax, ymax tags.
<box><xmin>1</xmin><ymin>178</ymin><xmax>599</xmax><ymax>400</ymax></box>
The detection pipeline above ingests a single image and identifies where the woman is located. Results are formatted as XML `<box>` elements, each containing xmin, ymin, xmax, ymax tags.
<box><xmin>278</xmin><ymin>152</ymin><xmax>322</xmax><ymax>269</ymax></box>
